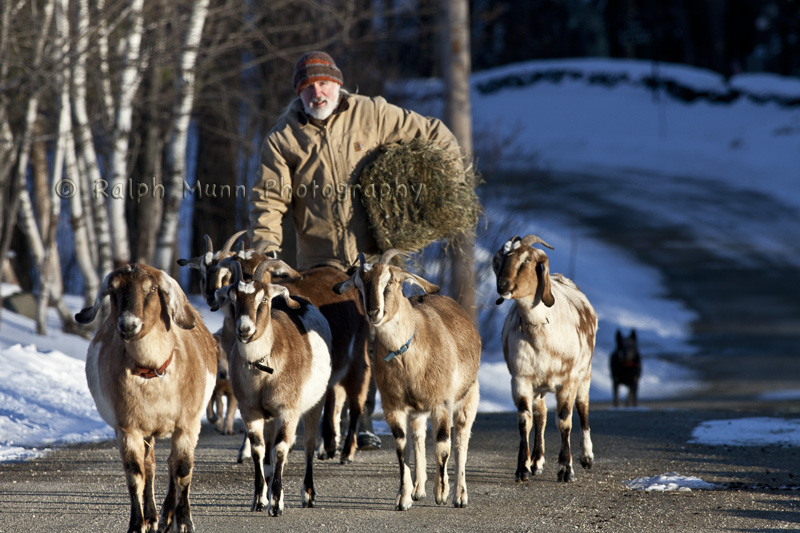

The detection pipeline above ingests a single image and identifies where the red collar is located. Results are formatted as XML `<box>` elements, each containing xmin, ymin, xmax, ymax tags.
<box><xmin>133</xmin><ymin>350</ymin><xmax>174</xmax><ymax>379</ymax></box>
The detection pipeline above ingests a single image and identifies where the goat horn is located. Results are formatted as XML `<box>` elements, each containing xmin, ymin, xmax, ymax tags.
<box><xmin>252</xmin><ymin>259</ymin><xmax>272</xmax><ymax>284</ymax></box>
<box><xmin>253</xmin><ymin>240</ymin><xmax>281</xmax><ymax>254</ymax></box>
<box><xmin>521</xmin><ymin>235</ymin><xmax>554</xmax><ymax>250</ymax></box>
<box><xmin>204</xmin><ymin>234</ymin><xmax>214</xmax><ymax>253</ymax></box>
<box><xmin>230</xmin><ymin>259</ymin><xmax>244</xmax><ymax>285</ymax></box>
<box><xmin>378</xmin><ymin>248</ymin><xmax>409</xmax><ymax>265</ymax></box>
<box><xmin>220</xmin><ymin>229</ymin><xmax>248</xmax><ymax>254</ymax></box>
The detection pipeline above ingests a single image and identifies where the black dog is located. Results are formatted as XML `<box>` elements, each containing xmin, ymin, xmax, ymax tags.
<box><xmin>610</xmin><ymin>329</ymin><xmax>642</xmax><ymax>407</ymax></box>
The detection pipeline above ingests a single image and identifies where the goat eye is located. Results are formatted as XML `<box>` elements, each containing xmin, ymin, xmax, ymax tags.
<box><xmin>151</xmin><ymin>285</ymin><xmax>158</xmax><ymax>292</ymax></box>
<box><xmin>262</xmin><ymin>297</ymin><xmax>268</xmax><ymax>304</ymax></box>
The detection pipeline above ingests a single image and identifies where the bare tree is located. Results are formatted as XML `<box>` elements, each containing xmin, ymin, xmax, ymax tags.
<box><xmin>107</xmin><ymin>0</ymin><xmax>145</xmax><ymax>267</ymax></box>
<box><xmin>153</xmin><ymin>0</ymin><xmax>212</xmax><ymax>272</ymax></box>
<box><xmin>443</xmin><ymin>0</ymin><xmax>477</xmax><ymax>322</ymax></box>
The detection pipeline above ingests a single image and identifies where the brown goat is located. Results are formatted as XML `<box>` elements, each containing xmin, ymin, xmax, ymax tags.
<box><xmin>493</xmin><ymin>235</ymin><xmax>597</xmax><ymax>483</ymax></box>
<box><xmin>335</xmin><ymin>250</ymin><xmax>481</xmax><ymax>511</ymax></box>
<box><xmin>76</xmin><ymin>263</ymin><xmax>217</xmax><ymax>532</ymax></box>
<box><xmin>213</xmin><ymin>260</ymin><xmax>332</xmax><ymax>515</ymax></box>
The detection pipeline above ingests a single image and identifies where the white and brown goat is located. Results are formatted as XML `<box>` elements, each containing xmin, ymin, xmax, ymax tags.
<box><xmin>212</xmin><ymin>260</ymin><xmax>332</xmax><ymax>515</ymax></box>
<box><xmin>493</xmin><ymin>235</ymin><xmax>597</xmax><ymax>483</ymax></box>
<box><xmin>334</xmin><ymin>250</ymin><xmax>480</xmax><ymax>511</ymax></box>
<box><xmin>254</xmin><ymin>258</ymin><xmax>371</xmax><ymax>464</ymax></box>
<box><xmin>209</xmin><ymin>243</ymin><xmax>370</xmax><ymax>464</ymax></box>
<box><xmin>75</xmin><ymin>263</ymin><xmax>217</xmax><ymax>532</ymax></box>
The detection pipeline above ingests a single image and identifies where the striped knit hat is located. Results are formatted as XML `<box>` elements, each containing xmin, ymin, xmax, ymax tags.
<box><xmin>293</xmin><ymin>51</ymin><xmax>344</xmax><ymax>95</ymax></box>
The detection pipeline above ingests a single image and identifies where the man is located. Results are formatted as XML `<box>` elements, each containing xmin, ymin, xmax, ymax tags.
<box><xmin>249</xmin><ymin>50</ymin><xmax>463</xmax><ymax>271</ymax></box>
<box><xmin>248</xmin><ymin>51</ymin><xmax>464</xmax><ymax>450</ymax></box>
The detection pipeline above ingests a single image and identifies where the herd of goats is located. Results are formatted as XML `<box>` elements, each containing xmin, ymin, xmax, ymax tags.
<box><xmin>74</xmin><ymin>229</ymin><xmax>642</xmax><ymax>532</ymax></box>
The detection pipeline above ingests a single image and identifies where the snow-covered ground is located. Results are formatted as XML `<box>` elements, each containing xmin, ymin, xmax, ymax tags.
<box><xmin>2</xmin><ymin>58</ymin><xmax>799</xmax><ymax>468</ymax></box>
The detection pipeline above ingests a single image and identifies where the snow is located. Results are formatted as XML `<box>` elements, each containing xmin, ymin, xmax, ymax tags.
<box><xmin>690</xmin><ymin>417</ymin><xmax>800</xmax><ymax>447</ymax></box>
<box><xmin>2</xmin><ymin>57</ymin><xmax>800</xmax><ymax>462</ymax></box>
<box><xmin>625</xmin><ymin>473</ymin><xmax>719</xmax><ymax>492</ymax></box>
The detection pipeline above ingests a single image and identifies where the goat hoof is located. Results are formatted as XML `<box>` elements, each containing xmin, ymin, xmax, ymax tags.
<box><xmin>515</xmin><ymin>469</ymin><xmax>531</xmax><ymax>483</ymax></box>
<box><xmin>558</xmin><ymin>467</ymin><xmax>575</xmax><ymax>483</ymax></box>
<box><xmin>253</xmin><ymin>503</ymin><xmax>267</xmax><ymax>512</ymax></box>
<box><xmin>269</xmin><ymin>506</ymin><xmax>283</xmax><ymax>517</ymax></box>
<box><xmin>339</xmin><ymin>456</ymin><xmax>353</xmax><ymax>465</ymax></box>
<box><xmin>581</xmin><ymin>456</ymin><xmax>593</xmax><ymax>470</ymax></box>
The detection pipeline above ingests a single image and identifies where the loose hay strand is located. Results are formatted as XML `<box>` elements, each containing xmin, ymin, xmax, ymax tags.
<box><xmin>359</xmin><ymin>139</ymin><xmax>483</xmax><ymax>253</ymax></box>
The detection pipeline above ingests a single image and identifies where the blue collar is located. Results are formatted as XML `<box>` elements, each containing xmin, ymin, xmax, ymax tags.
<box><xmin>384</xmin><ymin>331</ymin><xmax>415</xmax><ymax>362</ymax></box>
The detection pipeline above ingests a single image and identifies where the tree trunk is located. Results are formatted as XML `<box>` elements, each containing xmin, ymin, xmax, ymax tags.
<box><xmin>73</xmin><ymin>0</ymin><xmax>108</xmax><ymax>287</ymax></box>
<box><xmin>0</xmin><ymin>0</ymin><xmax>54</xmax><ymax>324</ymax></box>
<box><xmin>108</xmin><ymin>0</ymin><xmax>144</xmax><ymax>267</ymax></box>
<box><xmin>154</xmin><ymin>0</ymin><xmax>212</xmax><ymax>272</ymax></box>
<box><xmin>442</xmin><ymin>0</ymin><xmax>477</xmax><ymax>323</ymax></box>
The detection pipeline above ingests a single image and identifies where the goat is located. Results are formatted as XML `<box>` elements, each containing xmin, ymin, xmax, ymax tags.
<box><xmin>212</xmin><ymin>260</ymin><xmax>332</xmax><ymax>515</ymax></box>
<box><xmin>255</xmin><ymin>259</ymin><xmax>371</xmax><ymax>464</ymax></box>
<box><xmin>334</xmin><ymin>250</ymin><xmax>480</xmax><ymax>511</ymax></box>
<box><xmin>75</xmin><ymin>263</ymin><xmax>217</xmax><ymax>532</ymax></box>
<box><xmin>206</xmin><ymin>333</ymin><xmax>238</xmax><ymax>434</ymax></box>
<box><xmin>493</xmin><ymin>235</ymin><xmax>597</xmax><ymax>483</ymax></box>
<box><xmin>210</xmin><ymin>244</ymin><xmax>370</xmax><ymax>465</ymax></box>
<box><xmin>610</xmin><ymin>329</ymin><xmax>642</xmax><ymax>407</ymax></box>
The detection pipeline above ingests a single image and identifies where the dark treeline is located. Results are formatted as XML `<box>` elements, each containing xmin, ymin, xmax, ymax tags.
<box><xmin>384</xmin><ymin>0</ymin><xmax>799</xmax><ymax>80</ymax></box>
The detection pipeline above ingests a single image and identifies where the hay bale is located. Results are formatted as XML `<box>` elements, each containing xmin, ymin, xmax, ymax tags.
<box><xmin>358</xmin><ymin>139</ymin><xmax>482</xmax><ymax>253</ymax></box>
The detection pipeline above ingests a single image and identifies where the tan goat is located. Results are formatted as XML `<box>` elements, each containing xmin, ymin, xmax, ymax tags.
<box><xmin>334</xmin><ymin>250</ymin><xmax>481</xmax><ymax>511</ymax></box>
<box><xmin>493</xmin><ymin>235</ymin><xmax>597</xmax><ymax>483</ymax></box>
<box><xmin>76</xmin><ymin>263</ymin><xmax>217</xmax><ymax>532</ymax></box>
<box><xmin>213</xmin><ymin>260</ymin><xmax>332</xmax><ymax>515</ymax></box>
<box><xmin>209</xmin><ymin>244</ymin><xmax>370</xmax><ymax>464</ymax></box>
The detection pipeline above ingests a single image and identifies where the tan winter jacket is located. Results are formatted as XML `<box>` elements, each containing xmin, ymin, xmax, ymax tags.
<box><xmin>248</xmin><ymin>92</ymin><xmax>462</xmax><ymax>270</ymax></box>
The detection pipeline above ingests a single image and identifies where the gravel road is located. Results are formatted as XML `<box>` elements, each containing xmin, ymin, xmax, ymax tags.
<box><xmin>2</xmin><ymin>395</ymin><xmax>799</xmax><ymax>532</ymax></box>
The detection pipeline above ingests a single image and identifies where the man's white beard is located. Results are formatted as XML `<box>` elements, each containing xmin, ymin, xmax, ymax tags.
<box><xmin>304</xmin><ymin>95</ymin><xmax>338</xmax><ymax>120</ymax></box>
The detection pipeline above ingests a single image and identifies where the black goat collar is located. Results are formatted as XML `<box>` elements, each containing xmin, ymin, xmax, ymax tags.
<box><xmin>251</xmin><ymin>357</ymin><xmax>274</xmax><ymax>374</ymax></box>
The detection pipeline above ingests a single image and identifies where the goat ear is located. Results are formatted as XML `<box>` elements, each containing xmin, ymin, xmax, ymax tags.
<box><xmin>176</xmin><ymin>256</ymin><xmax>202</xmax><ymax>269</ymax></box>
<box><xmin>616</xmin><ymin>329</ymin><xmax>624</xmax><ymax>344</ymax></box>
<box><xmin>333</xmin><ymin>274</ymin><xmax>356</xmax><ymax>294</ymax></box>
<box><xmin>397</xmin><ymin>270</ymin><xmax>440</xmax><ymax>295</ymax></box>
<box><xmin>535</xmin><ymin>253</ymin><xmax>555</xmax><ymax>307</ymax></box>
<box><xmin>158</xmin><ymin>270</ymin><xmax>196</xmax><ymax>329</ymax></box>
<box><xmin>210</xmin><ymin>285</ymin><xmax>232</xmax><ymax>312</ymax></box>
<box><xmin>75</xmin><ymin>271</ymin><xmax>114</xmax><ymax>324</ymax></box>
<box><xmin>270</xmin><ymin>284</ymin><xmax>300</xmax><ymax>309</ymax></box>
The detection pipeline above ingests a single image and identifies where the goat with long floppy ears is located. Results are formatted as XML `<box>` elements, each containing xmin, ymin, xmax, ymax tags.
<box><xmin>76</xmin><ymin>263</ymin><xmax>217</xmax><ymax>532</ymax></box>
<box><xmin>493</xmin><ymin>235</ymin><xmax>597</xmax><ymax>483</ymax></box>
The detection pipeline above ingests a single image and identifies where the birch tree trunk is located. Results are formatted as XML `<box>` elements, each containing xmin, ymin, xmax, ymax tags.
<box><xmin>73</xmin><ymin>0</ymin><xmax>109</xmax><ymax>283</ymax></box>
<box><xmin>108</xmin><ymin>0</ymin><xmax>144</xmax><ymax>266</ymax></box>
<box><xmin>0</xmin><ymin>0</ymin><xmax>55</xmax><ymax>325</ymax></box>
<box><xmin>443</xmin><ymin>0</ymin><xmax>477</xmax><ymax>322</ymax></box>
<box><xmin>154</xmin><ymin>0</ymin><xmax>212</xmax><ymax>272</ymax></box>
